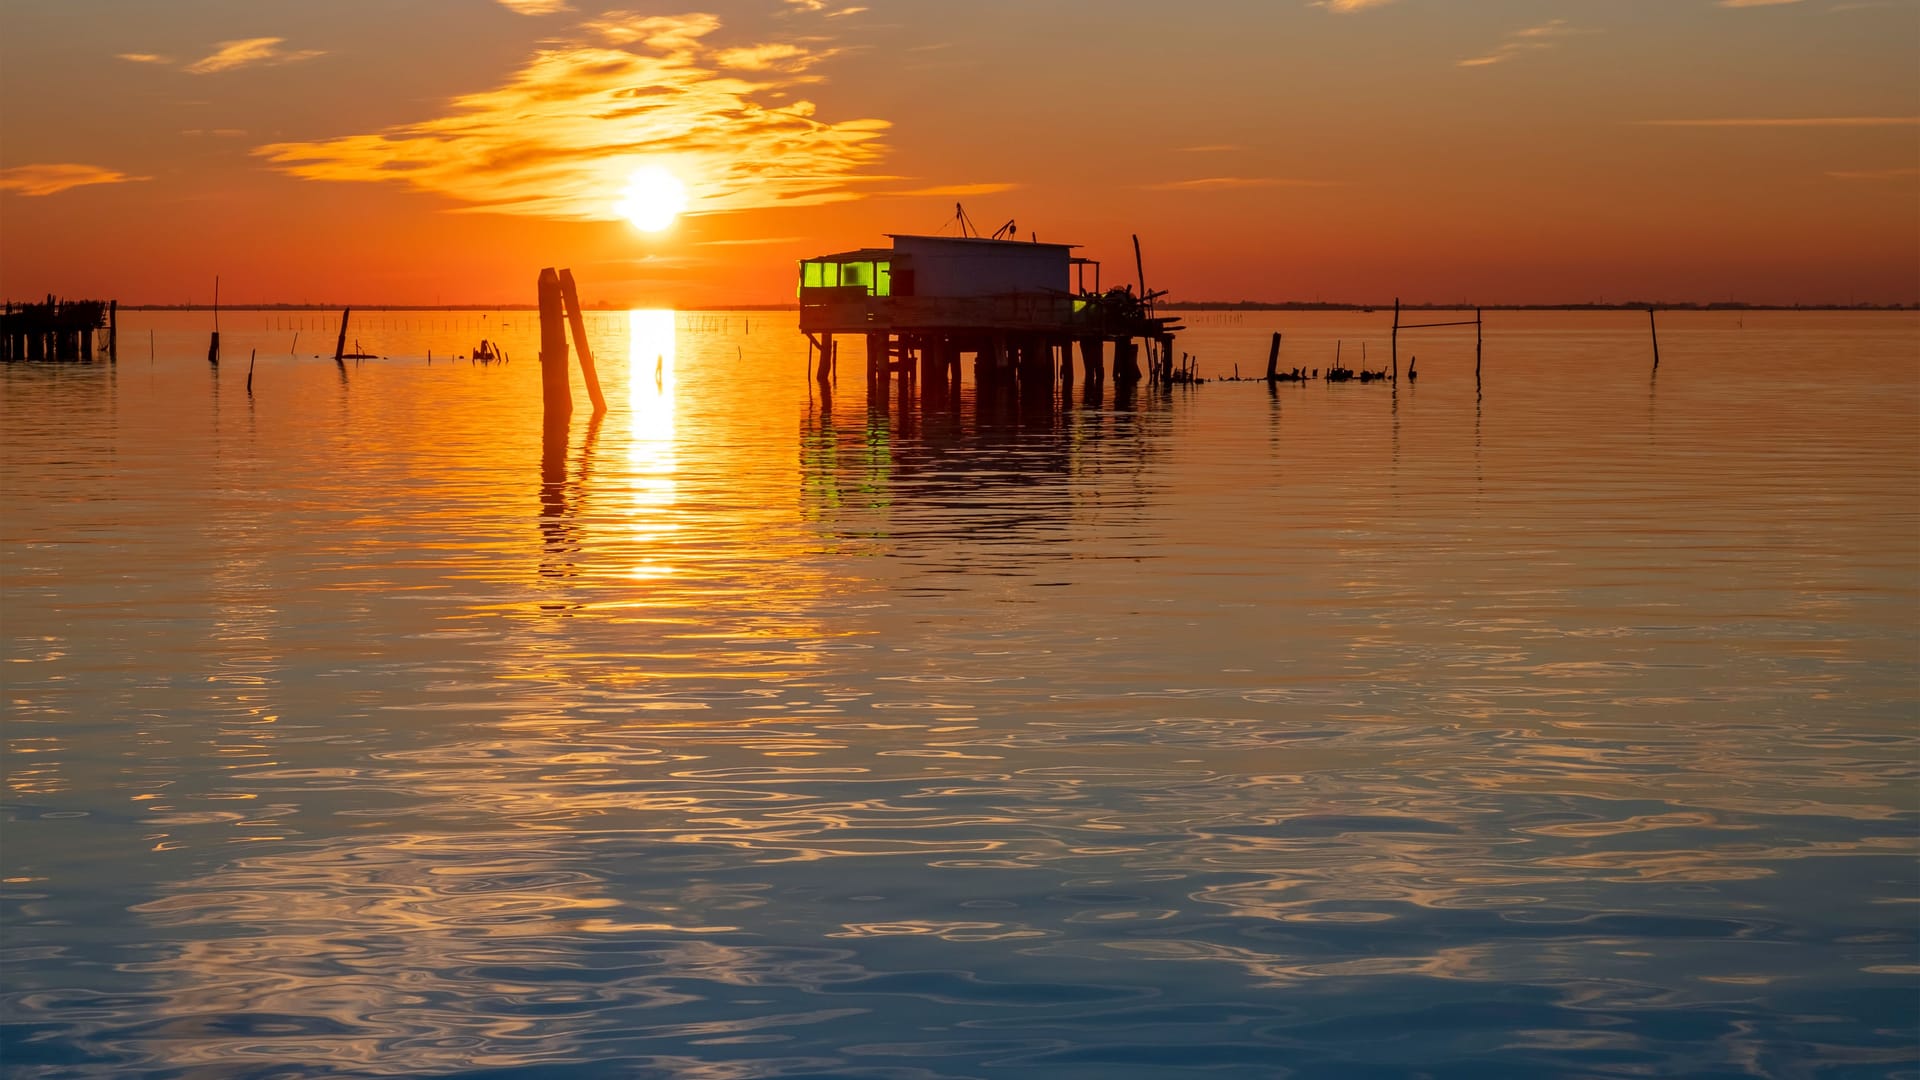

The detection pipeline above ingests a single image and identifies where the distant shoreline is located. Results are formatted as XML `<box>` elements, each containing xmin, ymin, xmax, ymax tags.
<box><xmin>100</xmin><ymin>301</ymin><xmax>1920</xmax><ymax>312</ymax></box>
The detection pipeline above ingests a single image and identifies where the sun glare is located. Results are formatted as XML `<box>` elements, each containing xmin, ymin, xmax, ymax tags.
<box><xmin>615</xmin><ymin>167</ymin><xmax>687</xmax><ymax>233</ymax></box>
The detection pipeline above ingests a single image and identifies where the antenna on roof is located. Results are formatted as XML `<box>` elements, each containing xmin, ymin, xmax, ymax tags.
<box><xmin>954</xmin><ymin>202</ymin><xmax>979</xmax><ymax>239</ymax></box>
<box><xmin>990</xmin><ymin>218</ymin><xmax>1016</xmax><ymax>240</ymax></box>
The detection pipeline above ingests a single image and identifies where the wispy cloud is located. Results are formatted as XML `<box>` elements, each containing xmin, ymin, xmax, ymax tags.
<box><xmin>255</xmin><ymin>13</ymin><xmax>888</xmax><ymax>222</ymax></box>
<box><xmin>879</xmin><ymin>182</ymin><xmax>1018</xmax><ymax>197</ymax></box>
<box><xmin>496</xmin><ymin>0</ymin><xmax>572</xmax><ymax>12</ymax></box>
<box><xmin>714</xmin><ymin>42</ymin><xmax>835</xmax><ymax>72</ymax></box>
<box><xmin>185</xmin><ymin>37</ymin><xmax>323</xmax><ymax>75</ymax></box>
<box><xmin>1142</xmin><ymin>176</ymin><xmax>1333</xmax><ymax>191</ymax></box>
<box><xmin>1719</xmin><ymin>0</ymin><xmax>1802</xmax><ymax>6</ymax></box>
<box><xmin>1826</xmin><ymin>167</ymin><xmax>1920</xmax><ymax>180</ymax></box>
<box><xmin>0</xmin><ymin>163</ymin><xmax>151</xmax><ymax>197</ymax></box>
<box><xmin>116</xmin><ymin>52</ymin><xmax>172</xmax><ymax>64</ymax></box>
<box><xmin>1314</xmin><ymin>0</ymin><xmax>1397</xmax><ymax>11</ymax></box>
<box><xmin>1459</xmin><ymin>19</ymin><xmax>1583</xmax><ymax>67</ymax></box>
<box><xmin>1638</xmin><ymin>116</ymin><xmax>1920</xmax><ymax>127</ymax></box>
<box><xmin>1175</xmin><ymin>144</ymin><xmax>1240</xmax><ymax>153</ymax></box>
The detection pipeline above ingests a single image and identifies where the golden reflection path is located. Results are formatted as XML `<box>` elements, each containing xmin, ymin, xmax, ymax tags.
<box><xmin>623</xmin><ymin>309</ymin><xmax>678</xmax><ymax>581</ymax></box>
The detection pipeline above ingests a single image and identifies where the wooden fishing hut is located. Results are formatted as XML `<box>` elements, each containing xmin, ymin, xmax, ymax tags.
<box><xmin>1</xmin><ymin>296</ymin><xmax>115</xmax><ymax>362</ymax></box>
<box><xmin>797</xmin><ymin>233</ymin><xmax>1183</xmax><ymax>404</ymax></box>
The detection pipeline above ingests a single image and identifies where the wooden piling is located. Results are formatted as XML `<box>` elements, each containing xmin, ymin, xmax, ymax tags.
<box><xmin>334</xmin><ymin>308</ymin><xmax>352</xmax><ymax>362</ymax></box>
<box><xmin>1648</xmin><ymin>307</ymin><xmax>1659</xmax><ymax>372</ymax></box>
<box><xmin>1265</xmin><ymin>331</ymin><xmax>1282</xmax><ymax>382</ymax></box>
<box><xmin>246</xmin><ymin>349</ymin><xmax>256</xmax><ymax>395</ymax></box>
<box><xmin>208</xmin><ymin>277</ymin><xmax>220</xmax><ymax>366</ymax></box>
<box><xmin>1079</xmin><ymin>338</ymin><xmax>1105</xmax><ymax>383</ymax></box>
<box><xmin>108</xmin><ymin>300</ymin><xmax>116</xmax><ymax>362</ymax></box>
<box><xmin>556</xmin><ymin>269</ymin><xmax>607</xmax><ymax>414</ymax></box>
<box><xmin>537</xmin><ymin>268</ymin><xmax>571</xmax><ymax>419</ymax></box>
<box><xmin>1390</xmin><ymin>297</ymin><xmax>1399</xmax><ymax>377</ymax></box>
<box><xmin>1476</xmin><ymin>308</ymin><xmax>1483</xmax><ymax>382</ymax></box>
<box><xmin>816</xmin><ymin>333</ymin><xmax>835</xmax><ymax>384</ymax></box>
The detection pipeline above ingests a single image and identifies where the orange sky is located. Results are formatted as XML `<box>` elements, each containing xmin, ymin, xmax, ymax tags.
<box><xmin>2</xmin><ymin>0</ymin><xmax>1916</xmax><ymax>306</ymax></box>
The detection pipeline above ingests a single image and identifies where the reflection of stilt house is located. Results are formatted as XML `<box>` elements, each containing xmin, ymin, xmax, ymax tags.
<box><xmin>797</xmin><ymin>234</ymin><xmax>1182</xmax><ymax>401</ymax></box>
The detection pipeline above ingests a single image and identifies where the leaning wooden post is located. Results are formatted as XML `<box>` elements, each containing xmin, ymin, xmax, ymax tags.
<box><xmin>816</xmin><ymin>333</ymin><xmax>834</xmax><ymax>384</ymax></box>
<box><xmin>333</xmin><ymin>307</ymin><xmax>352</xmax><ymax>362</ymax></box>
<box><xmin>1265</xmin><ymin>331</ymin><xmax>1282</xmax><ymax>382</ymax></box>
<box><xmin>556</xmin><ymin>269</ymin><xmax>607</xmax><ymax>414</ymax></box>
<box><xmin>537</xmin><ymin>268</ymin><xmax>571</xmax><ymax>420</ymax></box>
<box><xmin>1648</xmin><ymin>307</ymin><xmax>1659</xmax><ymax>372</ymax></box>
<box><xmin>1390</xmin><ymin>297</ymin><xmax>1399</xmax><ymax>378</ymax></box>
<box><xmin>108</xmin><ymin>300</ymin><xmax>117</xmax><ymax>362</ymax></box>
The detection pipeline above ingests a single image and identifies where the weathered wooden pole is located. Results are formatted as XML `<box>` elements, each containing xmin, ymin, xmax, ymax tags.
<box><xmin>1265</xmin><ymin>331</ymin><xmax>1282</xmax><ymax>382</ymax></box>
<box><xmin>1648</xmin><ymin>306</ymin><xmax>1660</xmax><ymax>372</ymax></box>
<box><xmin>1390</xmin><ymin>297</ymin><xmax>1399</xmax><ymax>377</ymax></box>
<box><xmin>1133</xmin><ymin>234</ymin><xmax>1148</xmax><ymax>305</ymax></box>
<box><xmin>333</xmin><ymin>308</ymin><xmax>352</xmax><ymax>362</ymax></box>
<box><xmin>246</xmin><ymin>348</ymin><xmax>256</xmax><ymax>395</ymax></box>
<box><xmin>556</xmin><ymin>269</ymin><xmax>607</xmax><ymax>414</ymax></box>
<box><xmin>208</xmin><ymin>276</ymin><xmax>220</xmax><ymax>366</ymax></box>
<box><xmin>1475</xmin><ymin>308</ymin><xmax>1484</xmax><ymax>382</ymax></box>
<box><xmin>108</xmin><ymin>300</ymin><xmax>117</xmax><ymax>362</ymax></box>
<box><xmin>537</xmin><ymin>268</ymin><xmax>571</xmax><ymax>420</ymax></box>
<box><xmin>816</xmin><ymin>333</ymin><xmax>834</xmax><ymax>384</ymax></box>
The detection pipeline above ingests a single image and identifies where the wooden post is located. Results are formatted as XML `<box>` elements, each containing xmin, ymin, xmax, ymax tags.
<box><xmin>556</xmin><ymin>269</ymin><xmax>607</xmax><ymax>414</ymax></box>
<box><xmin>1265</xmin><ymin>331</ymin><xmax>1282</xmax><ymax>382</ymax></box>
<box><xmin>537</xmin><ymin>268</ymin><xmax>571</xmax><ymax>420</ymax></box>
<box><xmin>1648</xmin><ymin>307</ymin><xmax>1659</xmax><ymax>372</ymax></box>
<box><xmin>1132</xmin><ymin>234</ymin><xmax>1147</xmax><ymax>306</ymax></box>
<box><xmin>207</xmin><ymin>277</ymin><xmax>220</xmax><ymax>366</ymax></box>
<box><xmin>816</xmin><ymin>333</ymin><xmax>834</xmax><ymax>384</ymax></box>
<box><xmin>1476</xmin><ymin>308</ymin><xmax>1483</xmax><ymax>382</ymax></box>
<box><xmin>1390</xmin><ymin>297</ymin><xmax>1399</xmax><ymax>378</ymax></box>
<box><xmin>246</xmin><ymin>348</ymin><xmax>256</xmax><ymax>395</ymax></box>
<box><xmin>108</xmin><ymin>300</ymin><xmax>116</xmax><ymax>362</ymax></box>
<box><xmin>334</xmin><ymin>307</ymin><xmax>352</xmax><ymax>362</ymax></box>
<box><xmin>1079</xmin><ymin>338</ymin><xmax>1104</xmax><ymax>383</ymax></box>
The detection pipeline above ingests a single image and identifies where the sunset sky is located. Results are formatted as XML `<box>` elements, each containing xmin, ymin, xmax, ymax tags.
<box><xmin>3</xmin><ymin>0</ymin><xmax>1915</xmax><ymax>306</ymax></box>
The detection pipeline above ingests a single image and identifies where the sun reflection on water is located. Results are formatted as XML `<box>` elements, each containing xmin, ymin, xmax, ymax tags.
<box><xmin>624</xmin><ymin>309</ymin><xmax>678</xmax><ymax>579</ymax></box>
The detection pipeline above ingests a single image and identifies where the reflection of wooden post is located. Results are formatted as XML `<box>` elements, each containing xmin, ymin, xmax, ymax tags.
<box><xmin>334</xmin><ymin>307</ymin><xmax>352</xmax><ymax>362</ymax></box>
<box><xmin>537</xmin><ymin>268</ymin><xmax>571</xmax><ymax>420</ymax></box>
<box><xmin>556</xmin><ymin>269</ymin><xmax>606</xmax><ymax>414</ymax></box>
<box><xmin>1265</xmin><ymin>331</ymin><xmax>1282</xmax><ymax>382</ymax></box>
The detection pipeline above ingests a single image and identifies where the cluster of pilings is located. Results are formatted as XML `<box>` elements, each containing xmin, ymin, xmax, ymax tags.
<box><xmin>810</xmin><ymin>315</ymin><xmax>1189</xmax><ymax>413</ymax></box>
<box><xmin>2</xmin><ymin>297</ymin><xmax>115</xmax><ymax>361</ymax></box>
<box><xmin>818</xmin><ymin>330</ymin><xmax>1180</xmax><ymax>412</ymax></box>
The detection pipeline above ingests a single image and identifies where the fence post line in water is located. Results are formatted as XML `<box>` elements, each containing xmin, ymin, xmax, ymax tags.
<box><xmin>557</xmin><ymin>269</ymin><xmax>607</xmax><ymax>415</ymax></box>
<box><xmin>537</xmin><ymin>268</ymin><xmax>572</xmax><ymax>421</ymax></box>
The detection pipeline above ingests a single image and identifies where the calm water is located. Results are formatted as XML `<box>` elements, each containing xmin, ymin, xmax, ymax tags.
<box><xmin>3</xmin><ymin>309</ymin><xmax>1916</xmax><ymax>1078</ymax></box>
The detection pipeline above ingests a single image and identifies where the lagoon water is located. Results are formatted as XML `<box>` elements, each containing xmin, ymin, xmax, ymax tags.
<box><xmin>3</xmin><ymin>309</ymin><xmax>1916</xmax><ymax>1078</ymax></box>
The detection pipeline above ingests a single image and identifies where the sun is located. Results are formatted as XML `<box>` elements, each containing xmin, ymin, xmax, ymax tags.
<box><xmin>615</xmin><ymin>166</ymin><xmax>687</xmax><ymax>233</ymax></box>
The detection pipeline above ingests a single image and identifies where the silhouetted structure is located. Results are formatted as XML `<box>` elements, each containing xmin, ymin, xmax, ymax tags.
<box><xmin>2</xmin><ymin>296</ymin><xmax>114</xmax><ymax>361</ymax></box>
<box><xmin>796</xmin><ymin>229</ymin><xmax>1184</xmax><ymax>404</ymax></box>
